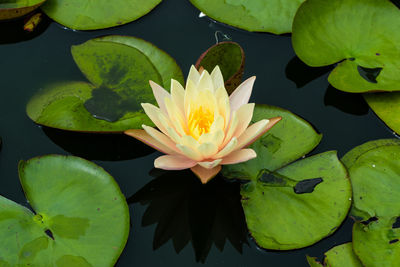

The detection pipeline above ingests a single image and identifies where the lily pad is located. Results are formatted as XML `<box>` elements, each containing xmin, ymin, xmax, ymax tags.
<box><xmin>0</xmin><ymin>155</ymin><xmax>129</xmax><ymax>266</ymax></box>
<box><xmin>292</xmin><ymin>0</ymin><xmax>400</xmax><ymax>93</ymax></box>
<box><xmin>364</xmin><ymin>92</ymin><xmax>400</xmax><ymax>135</ymax></box>
<box><xmin>41</xmin><ymin>0</ymin><xmax>161</xmax><ymax>30</ymax></box>
<box><xmin>306</xmin><ymin>243</ymin><xmax>363</xmax><ymax>267</ymax></box>
<box><xmin>189</xmin><ymin>0</ymin><xmax>305</xmax><ymax>34</ymax></box>
<box><xmin>222</xmin><ymin>105</ymin><xmax>351</xmax><ymax>250</ymax></box>
<box><xmin>195</xmin><ymin>41</ymin><xmax>244</xmax><ymax>94</ymax></box>
<box><xmin>26</xmin><ymin>36</ymin><xmax>183</xmax><ymax>133</ymax></box>
<box><xmin>342</xmin><ymin>140</ymin><xmax>400</xmax><ymax>266</ymax></box>
<box><xmin>0</xmin><ymin>0</ymin><xmax>45</xmax><ymax>21</ymax></box>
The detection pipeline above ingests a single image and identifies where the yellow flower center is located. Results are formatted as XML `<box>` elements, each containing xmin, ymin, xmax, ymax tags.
<box><xmin>187</xmin><ymin>106</ymin><xmax>214</xmax><ymax>139</ymax></box>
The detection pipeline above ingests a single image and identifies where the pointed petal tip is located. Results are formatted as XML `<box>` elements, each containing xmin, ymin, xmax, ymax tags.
<box><xmin>190</xmin><ymin>165</ymin><xmax>222</xmax><ymax>184</ymax></box>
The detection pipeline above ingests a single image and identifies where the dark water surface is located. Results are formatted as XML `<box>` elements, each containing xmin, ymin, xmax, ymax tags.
<box><xmin>0</xmin><ymin>0</ymin><xmax>394</xmax><ymax>266</ymax></box>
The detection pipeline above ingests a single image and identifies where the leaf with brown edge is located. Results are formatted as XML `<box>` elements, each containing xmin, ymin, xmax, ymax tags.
<box><xmin>195</xmin><ymin>41</ymin><xmax>245</xmax><ymax>94</ymax></box>
<box><xmin>0</xmin><ymin>0</ymin><xmax>45</xmax><ymax>21</ymax></box>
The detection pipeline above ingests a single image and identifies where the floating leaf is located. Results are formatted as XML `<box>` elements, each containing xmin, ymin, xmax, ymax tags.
<box><xmin>41</xmin><ymin>0</ymin><xmax>161</xmax><ymax>30</ymax></box>
<box><xmin>26</xmin><ymin>36</ymin><xmax>183</xmax><ymax>133</ymax></box>
<box><xmin>292</xmin><ymin>0</ymin><xmax>400</xmax><ymax>93</ymax></box>
<box><xmin>0</xmin><ymin>155</ymin><xmax>129</xmax><ymax>266</ymax></box>
<box><xmin>364</xmin><ymin>92</ymin><xmax>400</xmax><ymax>135</ymax></box>
<box><xmin>189</xmin><ymin>0</ymin><xmax>305</xmax><ymax>34</ymax></box>
<box><xmin>223</xmin><ymin>105</ymin><xmax>351</xmax><ymax>250</ymax></box>
<box><xmin>307</xmin><ymin>243</ymin><xmax>363</xmax><ymax>267</ymax></box>
<box><xmin>342</xmin><ymin>140</ymin><xmax>400</xmax><ymax>266</ymax></box>
<box><xmin>0</xmin><ymin>0</ymin><xmax>45</xmax><ymax>21</ymax></box>
<box><xmin>195</xmin><ymin>41</ymin><xmax>244</xmax><ymax>94</ymax></box>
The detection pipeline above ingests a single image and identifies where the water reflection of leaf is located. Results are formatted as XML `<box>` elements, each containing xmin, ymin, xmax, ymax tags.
<box><xmin>128</xmin><ymin>170</ymin><xmax>248</xmax><ymax>263</ymax></box>
<box><xmin>285</xmin><ymin>56</ymin><xmax>332</xmax><ymax>88</ymax></box>
<box><xmin>324</xmin><ymin>85</ymin><xmax>369</xmax><ymax>116</ymax></box>
<box><xmin>43</xmin><ymin>126</ymin><xmax>154</xmax><ymax>161</ymax></box>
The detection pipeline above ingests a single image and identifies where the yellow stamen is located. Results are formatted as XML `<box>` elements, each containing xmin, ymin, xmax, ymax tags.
<box><xmin>187</xmin><ymin>106</ymin><xmax>214</xmax><ymax>139</ymax></box>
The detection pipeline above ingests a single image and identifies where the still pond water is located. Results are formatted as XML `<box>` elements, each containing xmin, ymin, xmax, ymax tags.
<box><xmin>0</xmin><ymin>0</ymin><xmax>394</xmax><ymax>266</ymax></box>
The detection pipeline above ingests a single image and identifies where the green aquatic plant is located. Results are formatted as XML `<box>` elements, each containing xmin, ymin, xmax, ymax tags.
<box><xmin>222</xmin><ymin>104</ymin><xmax>352</xmax><ymax>249</ymax></box>
<box><xmin>0</xmin><ymin>0</ymin><xmax>45</xmax><ymax>20</ymax></box>
<box><xmin>0</xmin><ymin>155</ymin><xmax>129</xmax><ymax>266</ymax></box>
<box><xmin>26</xmin><ymin>36</ymin><xmax>184</xmax><ymax>132</ymax></box>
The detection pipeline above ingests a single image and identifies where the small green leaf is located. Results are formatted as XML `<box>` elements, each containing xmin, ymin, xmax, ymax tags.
<box><xmin>189</xmin><ymin>0</ymin><xmax>305</xmax><ymax>34</ymax></box>
<box><xmin>0</xmin><ymin>155</ymin><xmax>129</xmax><ymax>266</ymax></box>
<box><xmin>307</xmin><ymin>243</ymin><xmax>363</xmax><ymax>267</ymax></box>
<box><xmin>0</xmin><ymin>0</ymin><xmax>45</xmax><ymax>20</ymax></box>
<box><xmin>343</xmin><ymin>140</ymin><xmax>400</xmax><ymax>266</ymax></box>
<box><xmin>195</xmin><ymin>41</ymin><xmax>245</xmax><ymax>94</ymax></box>
<box><xmin>41</xmin><ymin>0</ymin><xmax>161</xmax><ymax>30</ymax></box>
<box><xmin>292</xmin><ymin>0</ymin><xmax>400</xmax><ymax>93</ymax></box>
<box><xmin>364</xmin><ymin>92</ymin><xmax>400</xmax><ymax>135</ymax></box>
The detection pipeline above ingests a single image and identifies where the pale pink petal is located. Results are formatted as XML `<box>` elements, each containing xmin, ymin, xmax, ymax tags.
<box><xmin>221</xmin><ymin>111</ymin><xmax>238</xmax><ymax>147</ymax></box>
<box><xmin>211</xmin><ymin>66</ymin><xmax>224</xmax><ymax>90</ymax></box>
<box><xmin>198</xmin><ymin>143</ymin><xmax>218</xmax><ymax>159</ymax></box>
<box><xmin>154</xmin><ymin>155</ymin><xmax>197</xmax><ymax>170</ymax></box>
<box><xmin>171</xmin><ymin>79</ymin><xmax>185</xmax><ymax>114</ymax></box>
<box><xmin>229</xmin><ymin>76</ymin><xmax>256</xmax><ymax>112</ymax></box>
<box><xmin>165</xmin><ymin>97</ymin><xmax>186</xmax><ymax>136</ymax></box>
<box><xmin>197</xmin><ymin>70</ymin><xmax>214</xmax><ymax>91</ymax></box>
<box><xmin>232</xmin><ymin>103</ymin><xmax>255</xmax><ymax>138</ymax></box>
<box><xmin>149</xmin><ymin>80</ymin><xmax>170</xmax><ymax>114</ymax></box>
<box><xmin>141</xmin><ymin>103</ymin><xmax>169</xmax><ymax>135</ymax></box>
<box><xmin>142</xmin><ymin>125</ymin><xmax>180</xmax><ymax>153</ymax></box>
<box><xmin>213</xmin><ymin>137</ymin><xmax>238</xmax><ymax>159</ymax></box>
<box><xmin>221</xmin><ymin>149</ymin><xmax>256</xmax><ymax>165</ymax></box>
<box><xmin>190</xmin><ymin>165</ymin><xmax>222</xmax><ymax>184</ymax></box>
<box><xmin>187</xmin><ymin>65</ymin><xmax>200</xmax><ymax>86</ymax></box>
<box><xmin>237</xmin><ymin>117</ymin><xmax>282</xmax><ymax>149</ymax></box>
<box><xmin>125</xmin><ymin>129</ymin><xmax>177</xmax><ymax>155</ymax></box>
<box><xmin>176</xmin><ymin>144</ymin><xmax>203</xmax><ymax>161</ymax></box>
<box><xmin>198</xmin><ymin>159</ymin><xmax>222</xmax><ymax>169</ymax></box>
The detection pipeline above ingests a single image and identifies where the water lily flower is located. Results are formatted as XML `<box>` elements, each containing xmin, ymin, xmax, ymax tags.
<box><xmin>125</xmin><ymin>66</ymin><xmax>281</xmax><ymax>183</ymax></box>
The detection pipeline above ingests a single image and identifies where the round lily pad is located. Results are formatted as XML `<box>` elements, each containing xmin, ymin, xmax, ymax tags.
<box><xmin>26</xmin><ymin>36</ymin><xmax>183</xmax><ymax>133</ymax></box>
<box><xmin>223</xmin><ymin>105</ymin><xmax>351</xmax><ymax>250</ymax></box>
<box><xmin>342</xmin><ymin>140</ymin><xmax>400</xmax><ymax>266</ymax></box>
<box><xmin>189</xmin><ymin>0</ymin><xmax>305</xmax><ymax>34</ymax></box>
<box><xmin>195</xmin><ymin>41</ymin><xmax>244</xmax><ymax>94</ymax></box>
<box><xmin>0</xmin><ymin>155</ymin><xmax>129</xmax><ymax>266</ymax></box>
<box><xmin>41</xmin><ymin>0</ymin><xmax>162</xmax><ymax>30</ymax></box>
<box><xmin>292</xmin><ymin>0</ymin><xmax>400</xmax><ymax>93</ymax></box>
<box><xmin>0</xmin><ymin>0</ymin><xmax>45</xmax><ymax>20</ymax></box>
<box><xmin>307</xmin><ymin>243</ymin><xmax>363</xmax><ymax>267</ymax></box>
<box><xmin>364</xmin><ymin>92</ymin><xmax>400</xmax><ymax>135</ymax></box>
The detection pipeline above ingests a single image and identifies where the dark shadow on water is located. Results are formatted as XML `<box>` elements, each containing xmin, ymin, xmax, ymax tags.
<box><xmin>43</xmin><ymin>127</ymin><xmax>154</xmax><ymax>161</ymax></box>
<box><xmin>128</xmin><ymin>170</ymin><xmax>248</xmax><ymax>263</ymax></box>
<box><xmin>0</xmin><ymin>12</ymin><xmax>51</xmax><ymax>44</ymax></box>
<box><xmin>324</xmin><ymin>85</ymin><xmax>369</xmax><ymax>116</ymax></box>
<box><xmin>285</xmin><ymin>56</ymin><xmax>332</xmax><ymax>88</ymax></box>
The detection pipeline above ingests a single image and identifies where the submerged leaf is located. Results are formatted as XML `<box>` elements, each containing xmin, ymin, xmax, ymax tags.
<box><xmin>307</xmin><ymin>243</ymin><xmax>363</xmax><ymax>267</ymax></box>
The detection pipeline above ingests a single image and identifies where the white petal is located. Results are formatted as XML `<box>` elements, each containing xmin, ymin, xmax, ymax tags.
<box><xmin>197</xmin><ymin>69</ymin><xmax>214</xmax><ymax>91</ymax></box>
<box><xmin>198</xmin><ymin>159</ymin><xmax>222</xmax><ymax>169</ymax></box>
<box><xmin>198</xmin><ymin>142</ymin><xmax>218</xmax><ymax>159</ymax></box>
<box><xmin>229</xmin><ymin>76</ymin><xmax>255</xmax><ymax>112</ymax></box>
<box><xmin>221</xmin><ymin>149</ymin><xmax>257</xmax><ymax>165</ymax></box>
<box><xmin>211</xmin><ymin>66</ymin><xmax>225</xmax><ymax>90</ymax></box>
<box><xmin>177</xmin><ymin>144</ymin><xmax>203</xmax><ymax>161</ymax></box>
<box><xmin>187</xmin><ymin>65</ymin><xmax>200</xmax><ymax>86</ymax></box>
<box><xmin>149</xmin><ymin>80</ymin><xmax>170</xmax><ymax>114</ymax></box>
<box><xmin>213</xmin><ymin>137</ymin><xmax>238</xmax><ymax>159</ymax></box>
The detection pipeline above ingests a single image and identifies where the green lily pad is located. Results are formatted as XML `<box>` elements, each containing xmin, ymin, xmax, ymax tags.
<box><xmin>0</xmin><ymin>0</ymin><xmax>45</xmax><ymax>20</ymax></box>
<box><xmin>26</xmin><ymin>36</ymin><xmax>183</xmax><ymax>133</ymax></box>
<box><xmin>353</xmin><ymin>218</ymin><xmax>400</xmax><ymax>267</ymax></box>
<box><xmin>0</xmin><ymin>155</ymin><xmax>129</xmax><ymax>266</ymax></box>
<box><xmin>223</xmin><ymin>105</ymin><xmax>351</xmax><ymax>250</ymax></box>
<box><xmin>306</xmin><ymin>243</ymin><xmax>363</xmax><ymax>267</ymax></box>
<box><xmin>189</xmin><ymin>0</ymin><xmax>305</xmax><ymax>34</ymax></box>
<box><xmin>342</xmin><ymin>140</ymin><xmax>400</xmax><ymax>266</ymax></box>
<box><xmin>364</xmin><ymin>92</ymin><xmax>400</xmax><ymax>135</ymax></box>
<box><xmin>222</xmin><ymin>104</ymin><xmax>322</xmax><ymax>180</ymax></box>
<box><xmin>195</xmin><ymin>41</ymin><xmax>245</xmax><ymax>94</ymax></box>
<box><xmin>41</xmin><ymin>0</ymin><xmax>161</xmax><ymax>30</ymax></box>
<box><xmin>292</xmin><ymin>0</ymin><xmax>400</xmax><ymax>93</ymax></box>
